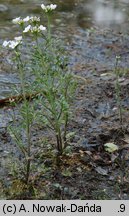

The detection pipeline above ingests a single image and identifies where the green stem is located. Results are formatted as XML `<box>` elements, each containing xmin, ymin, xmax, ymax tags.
<box><xmin>49</xmin><ymin>89</ymin><xmax>63</xmax><ymax>154</ymax></box>
<box><xmin>63</xmin><ymin>79</ymin><xmax>70</xmax><ymax>148</ymax></box>
<box><xmin>47</xmin><ymin>14</ymin><xmax>51</xmax><ymax>44</ymax></box>
<box><xmin>16</xmin><ymin>53</ymin><xmax>26</xmax><ymax>100</ymax></box>
<box><xmin>115</xmin><ymin>58</ymin><xmax>123</xmax><ymax>128</ymax></box>
<box><xmin>16</xmin><ymin>51</ymin><xmax>31</xmax><ymax>184</ymax></box>
<box><xmin>63</xmin><ymin>113</ymin><xmax>68</xmax><ymax>148</ymax></box>
<box><xmin>25</xmin><ymin>101</ymin><xmax>31</xmax><ymax>184</ymax></box>
<box><xmin>56</xmin><ymin>129</ymin><xmax>63</xmax><ymax>154</ymax></box>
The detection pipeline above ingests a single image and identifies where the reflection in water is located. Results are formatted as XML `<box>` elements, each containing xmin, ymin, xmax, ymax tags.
<box><xmin>120</xmin><ymin>0</ymin><xmax>129</xmax><ymax>3</ymax></box>
<box><xmin>83</xmin><ymin>0</ymin><xmax>127</xmax><ymax>27</ymax></box>
<box><xmin>0</xmin><ymin>0</ymin><xmax>129</xmax><ymax>34</ymax></box>
<box><xmin>94</xmin><ymin>4</ymin><xmax>125</xmax><ymax>25</ymax></box>
<box><xmin>75</xmin><ymin>0</ymin><xmax>129</xmax><ymax>29</ymax></box>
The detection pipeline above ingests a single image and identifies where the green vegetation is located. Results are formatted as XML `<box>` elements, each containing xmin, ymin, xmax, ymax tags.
<box><xmin>3</xmin><ymin>3</ymin><xmax>76</xmax><ymax>184</ymax></box>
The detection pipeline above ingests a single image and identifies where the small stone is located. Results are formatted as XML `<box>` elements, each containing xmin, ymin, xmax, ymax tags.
<box><xmin>3</xmin><ymin>150</ymin><xmax>9</xmax><ymax>154</ymax></box>
<box><xmin>0</xmin><ymin>4</ymin><xmax>8</xmax><ymax>12</ymax></box>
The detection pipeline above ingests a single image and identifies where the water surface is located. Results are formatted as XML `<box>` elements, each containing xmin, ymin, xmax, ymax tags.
<box><xmin>1</xmin><ymin>0</ymin><xmax>129</xmax><ymax>98</ymax></box>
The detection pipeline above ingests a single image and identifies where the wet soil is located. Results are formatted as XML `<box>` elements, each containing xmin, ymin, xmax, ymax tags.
<box><xmin>0</xmin><ymin>0</ymin><xmax>129</xmax><ymax>200</ymax></box>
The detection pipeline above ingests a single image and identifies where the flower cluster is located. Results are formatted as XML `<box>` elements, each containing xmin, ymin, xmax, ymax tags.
<box><xmin>3</xmin><ymin>3</ymin><xmax>57</xmax><ymax>49</ymax></box>
<box><xmin>41</xmin><ymin>4</ymin><xmax>57</xmax><ymax>13</ymax></box>
<box><xmin>12</xmin><ymin>14</ymin><xmax>46</xmax><ymax>35</ymax></box>
<box><xmin>23</xmin><ymin>16</ymin><xmax>40</xmax><ymax>23</ymax></box>
<box><xmin>12</xmin><ymin>16</ymin><xmax>40</xmax><ymax>25</ymax></box>
<box><xmin>12</xmin><ymin>17</ymin><xmax>24</xmax><ymax>25</ymax></box>
<box><xmin>23</xmin><ymin>25</ymin><xmax>46</xmax><ymax>33</ymax></box>
<box><xmin>3</xmin><ymin>36</ymin><xmax>22</xmax><ymax>49</ymax></box>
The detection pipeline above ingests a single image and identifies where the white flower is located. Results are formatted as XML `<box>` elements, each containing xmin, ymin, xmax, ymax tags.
<box><xmin>23</xmin><ymin>16</ymin><xmax>40</xmax><ymax>23</ymax></box>
<box><xmin>50</xmin><ymin>4</ymin><xmax>57</xmax><ymax>10</ymax></box>
<box><xmin>12</xmin><ymin>17</ymin><xmax>21</xmax><ymax>23</ymax></box>
<box><xmin>41</xmin><ymin>3</ymin><xmax>57</xmax><ymax>12</ymax></box>
<box><xmin>116</xmin><ymin>55</ymin><xmax>121</xmax><ymax>60</ymax></box>
<box><xmin>2</xmin><ymin>36</ymin><xmax>22</xmax><ymax>49</ymax></box>
<box><xmin>12</xmin><ymin>17</ymin><xmax>23</xmax><ymax>25</ymax></box>
<box><xmin>31</xmin><ymin>26</ymin><xmax>46</xmax><ymax>33</ymax></box>
<box><xmin>32</xmin><ymin>26</ymin><xmax>38</xmax><ymax>32</ymax></box>
<box><xmin>23</xmin><ymin>16</ymin><xmax>30</xmax><ymax>22</ymax></box>
<box><xmin>39</xmin><ymin>25</ymin><xmax>46</xmax><ymax>31</ymax></box>
<box><xmin>9</xmin><ymin>38</ymin><xmax>22</xmax><ymax>49</ymax></box>
<box><xmin>14</xmin><ymin>36</ymin><xmax>22</xmax><ymax>41</ymax></box>
<box><xmin>23</xmin><ymin>24</ymin><xmax>46</xmax><ymax>34</ymax></box>
<box><xmin>8</xmin><ymin>41</ymin><xmax>20</xmax><ymax>49</ymax></box>
<box><xmin>30</xmin><ymin>16</ymin><xmax>40</xmax><ymax>22</ymax></box>
<box><xmin>33</xmin><ymin>25</ymin><xmax>46</xmax><ymax>33</ymax></box>
<box><xmin>3</xmin><ymin>40</ymin><xmax>10</xmax><ymax>47</ymax></box>
<box><xmin>23</xmin><ymin>25</ymin><xmax>32</xmax><ymax>33</ymax></box>
<box><xmin>41</xmin><ymin>4</ymin><xmax>46</xmax><ymax>10</ymax></box>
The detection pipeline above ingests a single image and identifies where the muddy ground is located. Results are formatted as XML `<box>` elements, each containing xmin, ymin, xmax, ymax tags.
<box><xmin>0</xmin><ymin>27</ymin><xmax>129</xmax><ymax>200</ymax></box>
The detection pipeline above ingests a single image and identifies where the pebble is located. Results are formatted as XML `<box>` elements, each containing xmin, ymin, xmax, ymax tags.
<box><xmin>0</xmin><ymin>4</ymin><xmax>8</xmax><ymax>12</ymax></box>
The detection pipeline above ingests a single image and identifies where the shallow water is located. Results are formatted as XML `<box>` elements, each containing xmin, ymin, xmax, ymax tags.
<box><xmin>0</xmin><ymin>0</ymin><xmax>129</xmax><ymax>34</ymax></box>
<box><xmin>1</xmin><ymin>0</ymin><xmax>129</xmax><ymax>98</ymax></box>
